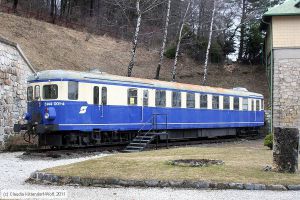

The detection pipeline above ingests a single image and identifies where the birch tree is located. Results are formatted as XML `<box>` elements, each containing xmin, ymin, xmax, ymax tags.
<box><xmin>238</xmin><ymin>0</ymin><xmax>246</xmax><ymax>61</ymax></box>
<box><xmin>171</xmin><ymin>0</ymin><xmax>191</xmax><ymax>82</ymax></box>
<box><xmin>155</xmin><ymin>0</ymin><xmax>171</xmax><ymax>80</ymax></box>
<box><xmin>127</xmin><ymin>0</ymin><xmax>164</xmax><ymax>77</ymax></box>
<box><xmin>202</xmin><ymin>0</ymin><xmax>216</xmax><ymax>85</ymax></box>
<box><xmin>127</xmin><ymin>0</ymin><xmax>141</xmax><ymax>77</ymax></box>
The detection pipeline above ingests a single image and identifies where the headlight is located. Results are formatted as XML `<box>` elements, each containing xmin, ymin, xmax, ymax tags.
<box><xmin>22</xmin><ymin>113</ymin><xmax>30</xmax><ymax>120</ymax></box>
<box><xmin>44</xmin><ymin>107</ymin><xmax>56</xmax><ymax>120</ymax></box>
<box><xmin>44</xmin><ymin>113</ymin><xmax>50</xmax><ymax>119</ymax></box>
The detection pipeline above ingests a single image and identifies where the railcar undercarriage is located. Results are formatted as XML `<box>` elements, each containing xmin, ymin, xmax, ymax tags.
<box><xmin>21</xmin><ymin>127</ymin><xmax>259</xmax><ymax>148</ymax></box>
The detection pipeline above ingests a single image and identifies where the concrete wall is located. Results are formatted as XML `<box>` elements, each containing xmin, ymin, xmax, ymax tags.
<box><xmin>272</xmin><ymin>16</ymin><xmax>300</xmax><ymax>48</ymax></box>
<box><xmin>0</xmin><ymin>38</ymin><xmax>34</xmax><ymax>146</ymax></box>
<box><xmin>273</xmin><ymin>48</ymin><xmax>300</xmax><ymax>129</ymax></box>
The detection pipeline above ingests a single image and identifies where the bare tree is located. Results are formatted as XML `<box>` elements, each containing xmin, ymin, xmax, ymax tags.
<box><xmin>155</xmin><ymin>0</ymin><xmax>171</xmax><ymax>80</ymax></box>
<box><xmin>127</xmin><ymin>0</ymin><xmax>165</xmax><ymax>77</ymax></box>
<box><xmin>12</xmin><ymin>0</ymin><xmax>18</xmax><ymax>12</ymax></box>
<box><xmin>50</xmin><ymin>0</ymin><xmax>57</xmax><ymax>24</ymax></box>
<box><xmin>127</xmin><ymin>0</ymin><xmax>141</xmax><ymax>77</ymax></box>
<box><xmin>238</xmin><ymin>0</ymin><xmax>246</xmax><ymax>61</ymax></box>
<box><xmin>171</xmin><ymin>0</ymin><xmax>191</xmax><ymax>82</ymax></box>
<box><xmin>202</xmin><ymin>0</ymin><xmax>216</xmax><ymax>85</ymax></box>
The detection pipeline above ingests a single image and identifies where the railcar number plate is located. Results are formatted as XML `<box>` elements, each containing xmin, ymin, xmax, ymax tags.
<box><xmin>44</xmin><ymin>102</ymin><xmax>65</xmax><ymax>106</ymax></box>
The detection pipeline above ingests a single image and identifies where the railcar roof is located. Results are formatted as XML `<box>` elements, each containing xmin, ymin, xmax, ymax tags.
<box><xmin>29</xmin><ymin>70</ymin><xmax>263</xmax><ymax>98</ymax></box>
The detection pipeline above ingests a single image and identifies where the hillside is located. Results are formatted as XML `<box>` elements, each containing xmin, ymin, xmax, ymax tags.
<box><xmin>0</xmin><ymin>13</ymin><xmax>269</xmax><ymax>100</ymax></box>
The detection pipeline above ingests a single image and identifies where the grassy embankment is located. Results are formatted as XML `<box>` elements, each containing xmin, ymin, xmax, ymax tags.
<box><xmin>44</xmin><ymin>141</ymin><xmax>300</xmax><ymax>185</ymax></box>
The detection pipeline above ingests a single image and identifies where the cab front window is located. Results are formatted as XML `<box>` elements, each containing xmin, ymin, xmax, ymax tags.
<box><xmin>27</xmin><ymin>86</ymin><xmax>33</xmax><ymax>101</ymax></box>
<box><xmin>34</xmin><ymin>85</ymin><xmax>40</xmax><ymax>100</ymax></box>
<box><xmin>43</xmin><ymin>84</ymin><xmax>58</xmax><ymax>99</ymax></box>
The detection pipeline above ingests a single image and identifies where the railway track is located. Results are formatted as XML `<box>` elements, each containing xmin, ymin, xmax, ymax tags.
<box><xmin>22</xmin><ymin>133</ymin><xmax>263</xmax><ymax>159</ymax></box>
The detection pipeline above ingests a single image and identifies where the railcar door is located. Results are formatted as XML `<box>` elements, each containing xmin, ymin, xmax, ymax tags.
<box><xmin>141</xmin><ymin>89</ymin><xmax>149</xmax><ymax>122</ymax></box>
<box><xmin>92</xmin><ymin>86</ymin><xmax>107</xmax><ymax>121</ymax></box>
<box><xmin>100</xmin><ymin>87</ymin><xmax>107</xmax><ymax>118</ymax></box>
<box><xmin>93</xmin><ymin>86</ymin><xmax>101</xmax><ymax>118</ymax></box>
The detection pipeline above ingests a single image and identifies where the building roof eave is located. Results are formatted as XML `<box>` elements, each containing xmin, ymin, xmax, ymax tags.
<box><xmin>263</xmin><ymin>0</ymin><xmax>300</xmax><ymax>17</ymax></box>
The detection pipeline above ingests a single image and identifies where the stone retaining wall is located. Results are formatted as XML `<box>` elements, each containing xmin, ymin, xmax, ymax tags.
<box><xmin>0</xmin><ymin>37</ymin><xmax>35</xmax><ymax>147</ymax></box>
<box><xmin>28</xmin><ymin>171</ymin><xmax>300</xmax><ymax>191</ymax></box>
<box><xmin>273</xmin><ymin>48</ymin><xmax>300</xmax><ymax>129</ymax></box>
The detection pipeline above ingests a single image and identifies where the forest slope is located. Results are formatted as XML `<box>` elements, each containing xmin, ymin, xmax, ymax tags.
<box><xmin>0</xmin><ymin>13</ymin><xmax>268</xmax><ymax>100</ymax></box>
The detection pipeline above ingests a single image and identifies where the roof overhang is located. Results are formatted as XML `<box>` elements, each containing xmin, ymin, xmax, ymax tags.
<box><xmin>260</xmin><ymin>0</ymin><xmax>300</xmax><ymax>31</ymax></box>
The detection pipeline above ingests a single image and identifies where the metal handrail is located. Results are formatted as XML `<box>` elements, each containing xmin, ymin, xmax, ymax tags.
<box><xmin>137</xmin><ymin>116</ymin><xmax>153</xmax><ymax>133</ymax></box>
<box><xmin>138</xmin><ymin>113</ymin><xmax>168</xmax><ymax>145</ymax></box>
<box><xmin>139</xmin><ymin>127</ymin><xmax>154</xmax><ymax>145</ymax></box>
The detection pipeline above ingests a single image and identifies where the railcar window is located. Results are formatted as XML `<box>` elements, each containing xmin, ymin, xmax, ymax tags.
<box><xmin>128</xmin><ymin>88</ymin><xmax>138</xmax><ymax>105</ymax></box>
<box><xmin>242</xmin><ymin>98</ymin><xmax>248</xmax><ymax>111</ymax></box>
<box><xmin>212</xmin><ymin>95</ymin><xmax>219</xmax><ymax>109</ymax></box>
<box><xmin>256</xmin><ymin>100</ymin><xmax>260</xmax><ymax>111</ymax></box>
<box><xmin>187</xmin><ymin>93</ymin><xmax>195</xmax><ymax>108</ymax></box>
<box><xmin>223</xmin><ymin>96</ymin><xmax>230</xmax><ymax>110</ymax></box>
<box><xmin>143</xmin><ymin>90</ymin><xmax>149</xmax><ymax>106</ymax></box>
<box><xmin>93</xmin><ymin>86</ymin><xmax>99</xmax><ymax>105</ymax></box>
<box><xmin>234</xmin><ymin>97</ymin><xmax>239</xmax><ymax>110</ymax></box>
<box><xmin>34</xmin><ymin>85</ymin><xmax>40</xmax><ymax>100</ymax></box>
<box><xmin>68</xmin><ymin>81</ymin><xmax>78</xmax><ymax>100</ymax></box>
<box><xmin>43</xmin><ymin>85</ymin><xmax>58</xmax><ymax>99</ymax></box>
<box><xmin>200</xmin><ymin>94</ymin><xmax>208</xmax><ymax>109</ymax></box>
<box><xmin>262</xmin><ymin>100</ymin><xmax>264</xmax><ymax>110</ymax></box>
<box><xmin>251</xmin><ymin>99</ymin><xmax>255</xmax><ymax>111</ymax></box>
<box><xmin>27</xmin><ymin>86</ymin><xmax>33</xmax><ymax>101</ymax></box>
<box><xmin>172</xmin><ymin>91</ymin><xmax>181</xmax><ymax>108</ymax></box>
<box><xmin>102</xmin><ymin>87</ymin><xmax>107</xmax><ymax>105</ymax></box>
<box><xmin>155</xmin><ymin>90</ymin><xmax>166</xmax><ymax>107</ymax></box>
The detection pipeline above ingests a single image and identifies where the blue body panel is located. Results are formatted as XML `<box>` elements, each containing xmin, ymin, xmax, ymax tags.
<box><xmin>28</xmin><ymin>101</ymin><xmax>264</xmax><ymax>133</ymax></box>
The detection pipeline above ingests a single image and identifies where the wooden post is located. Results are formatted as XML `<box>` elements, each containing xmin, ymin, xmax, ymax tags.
<box><xmin>273</xmin><ymin>127</ymin><xmax>299</xmax><ymax>173</ymax></box>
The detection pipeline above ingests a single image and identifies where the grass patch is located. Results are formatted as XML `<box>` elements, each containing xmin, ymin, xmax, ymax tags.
<box><xmin>44</xmin><ymin>141</ymin><xmax>300</xmax><ymax>185</ymax></box>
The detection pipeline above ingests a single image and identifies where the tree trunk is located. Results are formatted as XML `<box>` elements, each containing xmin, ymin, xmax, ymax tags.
<box><xmin>197</xmin><ymin>0</ymin><xmax>205</xmax><ymax>37</ymax></box>
<box><xmin>171</xmin><ymin>1</ymin><xmax>191</xmax><ymax>81</ymax></box>
<box><xmin>60</xmin><ymin>0</ymin><xmax>66</xmax><ymax>17</ymax></box>
<box><xmin>12</xmin><ymin>0</ymin><xmax>18</xmax><ymax>12</ymax></box>
<box><xmin>127</xmin><ymin>0</ymin><xmax>141</xmax><ymax>77</ymax></box>
<box><xmin>190</xmin><ymin>0</ymin><xmax>195</xmax><ymax>33</ymax></box>
<box><xmin>238</xmin><ymin>0</ymin><xmax>246</xmax><ymax>61</ymax></box>
<box><xmin>202</xmin><ymin>0</ymin><xmax>216</xmax><ymax>85</ymax></box>
<box><xmin>90</xmin><ymin>0</ymin><xmax>94</xmax><ymax>17</ymax></box>
<box><xmin>50</xmin><ymin>0</ymin><xmax>56</xmax><ymax>24</ymax></box>
<box><xmin>67</xmin><ymin>0</ymin><xmax>73</xmax><ymax>19</ymax></box>
<box><xmin>155</xmin><ymin>0</ymin><xmax>171</xmax><ymax>80</ymax></box>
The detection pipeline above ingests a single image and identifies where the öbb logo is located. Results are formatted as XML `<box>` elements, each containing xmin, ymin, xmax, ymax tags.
<box><xmin>79</xmin><ymin>106</ymin><xmax>88</xmax><ymax>114</ymax></box>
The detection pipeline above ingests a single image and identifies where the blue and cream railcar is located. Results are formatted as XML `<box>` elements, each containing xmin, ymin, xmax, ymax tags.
<box><xmin>14</xmin><ymin>70</ymin><xmax>264</xmax><ymax>146</ymax></box>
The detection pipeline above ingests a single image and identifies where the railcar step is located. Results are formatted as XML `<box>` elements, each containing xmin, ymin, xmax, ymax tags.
<box><xmin>129</xmin><ymin>142</ymin><xmax>148</xmax><ymax>146</ymax></box>
<box><xmin>126</xmin><ymin>145</ymin><xmax>144</xmax><ymax>148</ymax></box>
<box><xmin>132</xmin><ymin>139</ymin><xmax>151</xmax><ymax>143</ymax></box>
<box><xmin>123</xmin><ymin>149</ymin><xmax>142</xmax><ymax>153</ymax></box>
<box><xmin>135</xmin><ymin>136</ymin><xmax>154</xmax><ymax>139</ymax></box>
<box><xmin>124</xmin><ymin>132</ymin><xmax>164</xmax><ymax>152</ymax></box>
